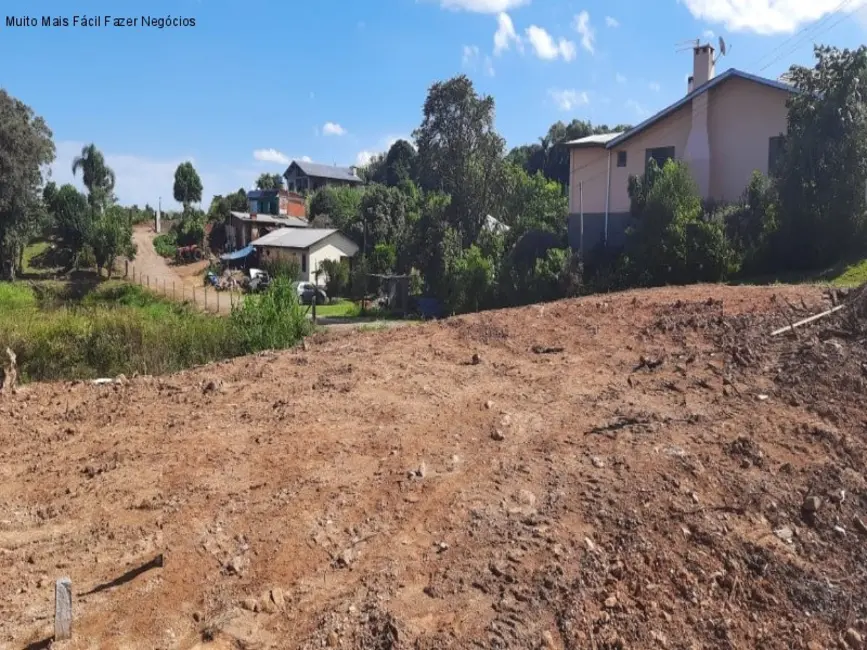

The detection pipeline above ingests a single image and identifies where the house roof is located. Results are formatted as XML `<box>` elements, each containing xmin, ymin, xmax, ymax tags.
<box><xmin>229</xmin><ymin>211</ymin><xmax>308</xmax><ymax>227</ymax></box>
<box><xmin>565</xmin><ymin>132</ymin><xmax>624</xmax><ymax>148</ymax></box>
<box><xmin>285</xmin><ymin>161</ymin><xmax>363</xmax><ymax>183</ymax></box>
<box><xmin>605</xmin><ymin>68</ymin><xmax>796</xmax><ymax>149</ymax></box>
<box><xmin>251</xmin><ymin>227</ymin><xmax>357</xmax><ymax>252</ymax></box>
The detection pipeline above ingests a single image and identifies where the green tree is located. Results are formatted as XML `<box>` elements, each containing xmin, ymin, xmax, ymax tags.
<box><xmin>255</xmin><ymin>173</ymin><xmax>283</xmax><ymax>191</ymax></box>
<box><xmin>444</xmin><ymin>244</ymin><xmax>496</xmax><ymax>314</ymax></box>
<box><xmin>0</xmin><ymin>91</ymin><xmax>55</xmax><ymax>279</ymax></box>
<box><xmin>228</xmin><ymin>188</ymin><xmax>249</xmax><ymax>212</ymax></box>
<box><xmin>625</xmin><ymin>160</ymin><xmax>736</xmax><ymax>285</ymax></box>
<box><xmin>173</xmin><ymin>161</ymin><xmax>203</xmax><ymax>208</ymax></box>
<box><xmin>72</xmin><ymin>143</ymin><xmax>115</xmax><ymax>211</ymax></box>
<box><xmin>48</xmin><ymin>184</ymin><xmax>92</xmax><ymax>266</ymax></box>
<box><xmin>89</xmin><ymin>205</ymin><xmax>136</xmax><ymax>277</ymax></box>
<box><xmin>414</xmin><ymin>75</ymin><xmax>506</xmax><ymax>246</ymax></box>
<box><xmin>775</xmin><ymin>45</ymin><xmax>867</xmax><ymax>270</ymax></box>
<box><xmin>499</xmin><ymin>164</ymin><xmax>568</xmax><ymax>238</ymax></box>
<box><xmin>358</xmin><ymin>184</ymin><xmax>408</xmax><ymax>258</ymax></box>
<box><xmin>319</xmin><ymin>258</ymin><xmax>350</xmax><ymax>297</ymax></box>
<box><xmin>382</xmin><ymin>139</ymin><xmax>417</xmax><ymax>186</ymax></box>
<box><xmin>308</xmin><ymin>185</ymin><xmax>363</xmax><ymax>231</ymax></box>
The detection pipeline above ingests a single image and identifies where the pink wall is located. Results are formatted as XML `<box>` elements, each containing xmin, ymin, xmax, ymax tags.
<box><xmin>708</xmin><ymin>77</ymin><xmax>789</xmax><ymax>201</ymax></box>
<box><xmin>568</xmin><ymin>76</ymin><xmax>791</xmax><ymax>215</ymax></box>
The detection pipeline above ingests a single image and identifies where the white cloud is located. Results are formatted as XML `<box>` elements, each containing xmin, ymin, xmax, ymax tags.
<box><xmin>463</xmin><ymin>45</ymin><xmax>497</xmax><ymax>75</ymax></box>
<box><xmin>253</xmin><ymin>148</ymin><xmax>290</xmax><ymax>165</ymax></box>
<box><xmin>626</xmin><ymin>99</ymin><xmax>649</xmax><ymax>118</ymax></box>
<box><xmin>494</xmin><ymin>12</ymin><xmax>522</xmax><ymax>55</ymax></box>
<box><xmin>679</xmin><ymin>0</ymin><xmax>865</xmax><ymax>35</ymax></box>
<box><xmin>605</xmin><ymin>16</ymin><xmax>619</xmax><ymax>27</ymax></box>
<box><xmin>483</xmin><ymin>55</ymin><xmax>496</xmax><ymax>76</ymax></box>
<box><xmin>616</xmin><ymin>73</ymin><xmax>627</xmax><ymax>83</ymax></box>
<box><xmin>438</xmin><ymin>0</ymin><xmax>530</xmax><ymax>13</ymax></box>
<box><xmin>548</xmin><ymin>88</ymin><xmax>589</xmax><ymax>111</ymax></box>
<box><xmin>649</xmin><ymin>81</ymin><xmax>661</xmax><ymax>92</ymax></box>
<box><xmin>356</xmin><ymin>150</ymin><xmax>375</xmax><ymax>166</ymax></box>
<box><xmin>322</xmin><ymin>122</ymin><xmax>347</xmax><ymax>136</ymax></box>
<box><xmin>525</xmin><ymin>26</ymin><xmax>576</xmax><ymax>61</ymax></box>
<box><xmin>703</xmin><ymin>28</ymin><xmax>715</xmax><ymax>39</ymax></box>
<box><xmin>462</xmin><ymin>44</ymin><xmax>480</xmax><ymax>65</ymax></box>
<box><xmin>573</xmin><ymin>11</ymin><xmax>595</xmax><ymax>54</ymax></box>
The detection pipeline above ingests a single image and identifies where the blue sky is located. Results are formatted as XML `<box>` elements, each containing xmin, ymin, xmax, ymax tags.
<box><xmin>1</xmin><ymin>0</ymin><xmax>865</xmax><ymax>208</ymax></box>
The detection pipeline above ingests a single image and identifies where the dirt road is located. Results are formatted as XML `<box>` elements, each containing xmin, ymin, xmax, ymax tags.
<box><xmin>5</xmin><ymin>282</ymin><xmax>866</xmax><ymax>649</ymax></box>
<box><xmin>129</xmin><ymin>226</ymin><xmax>233</xmax><ymax>314</ymax></box>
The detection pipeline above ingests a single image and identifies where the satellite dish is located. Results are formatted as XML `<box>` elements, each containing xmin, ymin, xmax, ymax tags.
<box><xmin>719</xmin><ymin>36</ymin><xmax>727</xmax><ymax>56</ymax></box>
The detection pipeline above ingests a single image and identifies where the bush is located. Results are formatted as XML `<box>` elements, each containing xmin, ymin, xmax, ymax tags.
<box><xmin>443</xmin><ymin>245</ymin><xmax>496</xmax><ymax>314</ymax></box>
<box><xmin>262</xmin><ymin>258</ymin><xmax>300</xmax><ymax>281</ymax></box>
<box><xmin>319</xmin><ymin>258</ymin><xmax>350</xmax><ymax>297</ymax></box>
<box><xmin>153</xmin><ymin>233</ymin><xmax>177</xmax><ymax>258</ymax></box>
<box><xmin>229</xmin><ymin>276</ymin><xmax>311</xmax><ymax>354</ymax></box>
<box><xmin>624</xmin><ymin>160</ymin><xmax>738</xmax><ymax>286</ymax></box>
<box><xmin>531</xmin><ymin>248</ymin><xmax>583</xmax><ymax>301</ymax></box>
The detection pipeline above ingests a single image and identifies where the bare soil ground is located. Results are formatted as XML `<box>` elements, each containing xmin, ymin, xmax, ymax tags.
<box><xmin>3</xmin><ymin>283</ymin><xmax>867</xmax><ymax>650</ymax></box>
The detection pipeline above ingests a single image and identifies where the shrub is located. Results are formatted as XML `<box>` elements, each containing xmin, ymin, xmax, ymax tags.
<box><xmin>443</xmin><ymin>245</ymin><xmax>496</xmax><ymax>314</ymax></box>
<box><xmin>229</xmin><ymin>276</ymin><xmax>311</xmax><ymax>354</ymax></box>
<box><xmin>319</xmin><ymin>258</ymin><xmax>350</xmax><ymax>297</ymax></box>
<box><xmin>153</xmin><ymin>233</ymin><xmax>177</xmax><ymax>258</ymax></box>
<box><xmin>624</xmin><ymin>160</ymin><xmax>738</xmax><ymax>285</ymax></box>
<box><xmin>262</xmin><ymin>258</ymin><xmax>300</xmax><ymax>281</ymax></box>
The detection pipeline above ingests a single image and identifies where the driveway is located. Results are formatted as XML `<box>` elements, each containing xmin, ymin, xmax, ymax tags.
<box><xmin>129</xmin><ymin>226</ymin><xmax>233</xmax><ymax>313</ymax></box>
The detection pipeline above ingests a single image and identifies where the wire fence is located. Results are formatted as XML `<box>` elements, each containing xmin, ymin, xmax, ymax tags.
<box><xmin>125</xmin><ymin>263</ymin><xmax>239</xmax><ymax>315</ymax></box>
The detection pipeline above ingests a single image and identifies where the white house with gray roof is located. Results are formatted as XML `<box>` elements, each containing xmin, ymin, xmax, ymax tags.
<box><xmin>283</xmin><ymin>160</ymin><xmax>363</xmax><ymax>193</ymax></box>
<box><xmin>250</xmin><ymin>227</ymin><xmax>360</xmax><ymax>284</ymax></box>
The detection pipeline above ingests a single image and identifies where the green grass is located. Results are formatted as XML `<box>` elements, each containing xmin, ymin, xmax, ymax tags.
<box><xmin>312</xmin><ymin>299</ymin><xmax>362</xmax><ymax>318</ymax></box>
<box><xmin>0</xmin><ymin>280</ymin><xmax>309</xmax><ymax>382</ymax></box>
<box><xmin>829</xmin><ymin>258</ymin><xmax>867</xmax><ymax>287</ymax></box>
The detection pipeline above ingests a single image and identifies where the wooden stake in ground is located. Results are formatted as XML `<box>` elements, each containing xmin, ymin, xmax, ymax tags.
<box><xmin>55</xmin><ymin>577</ymin><xmax>72</xmax><ymax>640</ymax></box>
<box><xmin>1</xmin><ymin>347</ymin><xmax>17</xmax><ymax>394</ymax></box>
<box><xmin>770</xmin><ymin>305</ymin><xmax>846</xmax><ymax>337</ymax></box>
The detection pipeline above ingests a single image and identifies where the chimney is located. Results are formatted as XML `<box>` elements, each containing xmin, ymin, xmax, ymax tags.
<box><xmin>349</xmin><ymin>165</ymin><xmax>358</xmax><ymax>176</ymax></box>
<box><xmin>692</xmin><ymin>43</ymin><xmax>715</xmax><ymax>88</ymax></box>
<box><xmin>250</xmin><ymin>213</ymin><xmax>257</xmax><ymax>221</ymax></box>
<box><xmin>687</xmin><ymin>75</ymin><xmax>694</xmax><ymax>94</ymax></box>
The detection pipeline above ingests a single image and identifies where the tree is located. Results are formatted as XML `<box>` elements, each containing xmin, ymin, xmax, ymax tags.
<box><xmin>255</xmin><ymin>173</ymin><xmax>284</xmax><ymax>191</ymax></box>
<box><xmin>358</xmin><ymin>184</ymin><xmax>408</xmax><ymax>259</ymax></box>
<box><xmin>173</xmin><ymin>161</ymin><xmax>203</xmax><ymax>208</ymax></box>
<box><xmin>499</xmin><ymin>164</ymin><xmax>568</xmax><ymax>239</ymax></box>
<box><xmin>72</xmin><ymin>143</ymin><xmax>115</xmax><ymax>211</ymax></box>
<box><xmin>414</xmin><ymin>75</ymin><xmax>506</xmax><ymax>246</ymax></box>
<box><xmin>382</xmin><ymin>139</ymin><xmax>417</xmax><ymax>186</ymax></box>
<box><xmin>319</xmin><ymin>258</ymin><xmax>350</xmax><ymax>297</ymax></box>
<box><xmin>775</xmin><ymin>45</ymin><xmax>867</xmax><ymax>269</ymax></box>
<box><xmin>228</xmin><ymin>188</ymin><xmax>249</xmax><ymax>212</ymax></box>
<box><xmin>0</xmin><ymin>90</ymin><xmax>55</xmax><ymax>279</ymax></box>
<box><xmin>308</xmin><ymin>186</ymin><xmax>363</xmax><ymax>231</ymax></box>
<box><xmin>48</xmin><ymin>184</ymin><xmax>92</xmax><ymax>265</ymax></box>
<box><xmin>89</xmin><ymin>205</ymin><xmax>136</xmax><ymax>277</ymax></box>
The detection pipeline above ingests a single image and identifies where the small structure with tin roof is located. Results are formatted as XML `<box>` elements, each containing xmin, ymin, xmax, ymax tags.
<box><xmin>283</xmin><ymin>160</ymin><xmax>363</xmax><ymax>193</ymax></box>
<box><xmin>250</xmin><ymin>227</ymin><xmax>359</xmax><ymax>284</ymax></box>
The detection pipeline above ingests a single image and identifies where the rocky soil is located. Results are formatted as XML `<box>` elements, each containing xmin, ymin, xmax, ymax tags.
<box><xmin>2</xmin><ymin>283</ymin><xmax>867</xmax><ymax>650</ymax></box>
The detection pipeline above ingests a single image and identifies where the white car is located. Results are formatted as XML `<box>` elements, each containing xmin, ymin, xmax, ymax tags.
<box><xmin>296</xmin><ymin>282</ymin><xmax>328</xmax><ymax>305</ymax></box>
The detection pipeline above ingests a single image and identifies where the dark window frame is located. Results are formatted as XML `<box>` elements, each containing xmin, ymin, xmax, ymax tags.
<box><xmin>768</xmin><ymin>135</ymin><xmax>785</xmax><ymax>176</ymax></box>
<box><xmin>645</xmin><ymin>146</ymin><xmax>675</xmax><ymax>169</ymax></box>
<box><xmin>617</xmin><ymin>151</ymin><xmax>627</xmax><ymax>167</ymax></box>
<box><xmin>301</xmin><ymin>253</ymin><xmax>308</xmax><ymax>273</ymax></box>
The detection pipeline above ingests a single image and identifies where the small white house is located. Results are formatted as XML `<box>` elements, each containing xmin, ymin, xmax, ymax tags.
<box><xmin>250</xmin><ymin>228</ymin><xmax>359</xmax><ymax>284</ymax></box>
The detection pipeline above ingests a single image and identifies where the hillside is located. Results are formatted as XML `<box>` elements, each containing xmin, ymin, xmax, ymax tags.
<box><xmin>3</xmin><ymin>283</ymin><xmax>866</xmax><ymax>650</ymax></box>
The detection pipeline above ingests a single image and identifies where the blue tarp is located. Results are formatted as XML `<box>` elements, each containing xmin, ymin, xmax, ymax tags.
<box><xmin>220</xmin><ymin>245</ymin><xmax>254</xmax><ymax>261</ymax></box>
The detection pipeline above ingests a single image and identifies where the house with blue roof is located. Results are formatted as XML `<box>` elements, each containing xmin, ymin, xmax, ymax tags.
<box><xmin>566</xmin><ymin>41</ymin><xmax>796</xmax><ymax>252</ymax></box>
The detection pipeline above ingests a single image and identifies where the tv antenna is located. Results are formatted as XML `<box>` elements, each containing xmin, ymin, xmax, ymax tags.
<box><xmin>675</xmin><ymin>38</ymin><xmax>700</xmax><ymax>53</ymax></box>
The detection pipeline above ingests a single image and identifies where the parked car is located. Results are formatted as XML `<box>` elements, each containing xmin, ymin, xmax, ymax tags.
<box><xmin>296</xmin><ymin>282</ymin><xmax>327</xmax><ymax>305</ymax></box>
<box><xmin>248</xmin><ymin>271</ymin><xmax>271</xmax><ymax>293</ymax></box>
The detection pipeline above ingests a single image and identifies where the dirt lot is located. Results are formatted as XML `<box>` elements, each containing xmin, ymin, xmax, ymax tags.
<box><xmin>3</xmin><ymin>283</ymin><xmax>867</xmax><ymax>650</ymax></box>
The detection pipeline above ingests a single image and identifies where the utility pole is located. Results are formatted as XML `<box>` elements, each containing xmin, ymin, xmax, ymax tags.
<box><xmin>156</xmin><ymin>197</ymin><xmax>162</xmax><ymax>233</ymax></box>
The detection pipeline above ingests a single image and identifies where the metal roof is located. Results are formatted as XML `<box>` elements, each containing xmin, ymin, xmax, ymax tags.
<box><xmin>605</xmin><ymin>68</ymin><xmax>796</xmax><ymax>149</ymax></box>
<box><xmin>251</xmin><ymin>227</ymin><xmax>359</xmax><ymax>253</ymax></box>
<box><xmin>229</xmin><ymin>211</ymin><xmax>308</xmax><ymax>227</ymax></box>
<box><xmin>565</xmin><ymin>132</ymin><xmax>624</xmax><ymax>148</ymax></box>
<box><xmin>286</xmin><ymin>161</ymin><xmax>363</xmax><ymax>183</ymax></box>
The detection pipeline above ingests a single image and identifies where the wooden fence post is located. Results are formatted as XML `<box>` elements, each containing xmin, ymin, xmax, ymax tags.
<box><xmin>55</xmin><ymin>578</ymin><xmax>72</xmax><ymax>640</ymax></box>
<box><xmin>172</xmin><ymin>281</ymin><xmax>175</xmax><ymax>300</ymax></box>
<box><xmin>204</xmin><ymin>287</ymin><xmax>208</xmax><ymax>311</ymax></box>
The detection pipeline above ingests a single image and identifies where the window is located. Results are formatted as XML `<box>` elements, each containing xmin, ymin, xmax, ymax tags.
<box><xmin>768</xmin><ymin>136</ymin><xmax>785</xmax><ymax>176</ymax></box>
<box><xmin>617</xmin><ymin>151</ymin><xmax>627</xmax><ymax>167</ymax></box>
<box><xmin>301</xmin><ymin>254</ymin><xmax>307</xmax><ymax>273</ymax></box>
<box><xmin>645</xmin><ymin>146</ymin><xmax>675</xmax><ymax>169</ymax></box>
